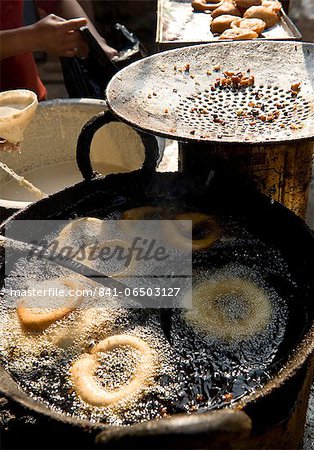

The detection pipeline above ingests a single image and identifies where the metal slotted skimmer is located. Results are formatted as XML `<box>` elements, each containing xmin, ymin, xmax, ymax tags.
<box><xmin>106</xmin><ymin>41</ymin><xmax>314</xmax><ymax>144</ymax></box>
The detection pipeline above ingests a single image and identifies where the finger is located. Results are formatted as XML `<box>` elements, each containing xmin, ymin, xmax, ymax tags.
<box><xmin>48</xmin><ymin>13</ymin><xmax>67</xmax><ymax>23</ymax></box>
<box><xmin>61</xmin><ymin>17</ymin><xmax>87</xmax><ymax>32</ymax></box>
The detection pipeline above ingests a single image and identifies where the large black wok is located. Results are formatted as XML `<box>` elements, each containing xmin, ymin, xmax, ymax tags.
<box><xmin>0</xmin><ymin>112</ymin><xmax>313</xmax><ymax>449</ymax></box>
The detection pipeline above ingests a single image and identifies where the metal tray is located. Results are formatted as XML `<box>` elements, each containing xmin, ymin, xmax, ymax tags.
<box><xmin>156</xmin><ymin>0</ymin><xmax>302</xmax><ymax>50</ymax></box>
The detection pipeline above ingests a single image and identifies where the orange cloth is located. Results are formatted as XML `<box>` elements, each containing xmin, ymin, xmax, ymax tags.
<box><xmin>0</xmin><ymin>0</ymin><xmax>59</xmax><ymax>100</ymax></box>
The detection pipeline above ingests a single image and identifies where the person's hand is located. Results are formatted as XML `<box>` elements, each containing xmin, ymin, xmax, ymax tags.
<box><xmin>98</xmin><ymin>39</ymin><xmax>119</xmax><ymax>60</ymax></box>
<box><xmin>30</xmin><ymin>14</ymin><xmax>89</xmax><ymax>58</ymax></box>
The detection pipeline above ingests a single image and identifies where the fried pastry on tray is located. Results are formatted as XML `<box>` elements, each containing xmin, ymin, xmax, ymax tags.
<box><xmin>218</xmin><ymin>27</ymin><xmax>258</xmax><ymax>39</ymax></box>
<box><xmin>262</xmin><ymin>0</ymin><xmax>282</xmax><ymax>13</ymax></box>
<box><xmin>211</xmin><ymin>2</ymin><xmax>242</xmax><ymax>19</ymax></box>
<box><xmin>235</xmin><ymin>0</ymin><xmax>262</xmax><ymax>9</ymax></box>
<box><xmin>231</xmin><ymin>17</ymin><xmax>266</xmax><ymax>34</ymax></box>
<box><xmin>243</xmin><ymin>5</ymin><xmax>280</xmax><ymax>28</ymax></box>
<box><xmin>210</xmin><ymin>15</ymin><xmax>239</xmax><ymax>33</ymax></box>
<box><xmin>192</xmin><ymin>0</ymin><xmax>223</xmax><ymax>12</ymax></box>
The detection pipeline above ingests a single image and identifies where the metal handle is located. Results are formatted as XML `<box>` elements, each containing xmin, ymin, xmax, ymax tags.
<box><xmin>95</xmin><ymin>409</ymin><xmax>252</xmax><ymax>449</ymax></box>
<box><xmin>76</xmin><ymin>111</ymin><xmax>160</xmax><ymax>181</ymax></box>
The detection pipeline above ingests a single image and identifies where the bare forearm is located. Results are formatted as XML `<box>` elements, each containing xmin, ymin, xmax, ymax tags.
<box><xmin>53</xmin><ymin>0</ymin><xmax>105</xmax><ymax>43</ymax></box>
<box><xmin>1</xmin><ymin>15</ymin><xmax>88</xmax><ymax>60</ymax></box>
<box><xmin>0</xmin><ymin>26</ymin><xmax>37</xmax><ymax>60</ymax></box>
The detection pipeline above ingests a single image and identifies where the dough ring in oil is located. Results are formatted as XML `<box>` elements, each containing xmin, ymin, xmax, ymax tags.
<box><xmin>120</xmin><ymin>206</ymin><xmax>173</xmax><ymax>234</ymax></box>
<box><xmin>71</xmin><ymin>335</ymin><xmax>157</xmax><ymax>407</ymax></box>
<box><xmin>121</xmin><ymin>206</ymin><xmax>171</xmax><ymax>220</ymax></box>
<box><xmin>56</xmin><ymin>217</ymin><xmax>106</xmax><ymax>250</ymax></box>
<box><xmin>17</xmin><ymin>278</ymin><xmax>84</xmax><ymax>331</ymax></box>
<box><xmin>164</xmin><ymin>212</ymin><xmax>222</xmax><ymax>251</ymax></box>
<box><xmin>185</xmin><ymin>277</ymin><xmax>271</xmax><ymax>341</ymax></box>
<box><xmin>82</xmin><ymin>239</ymin><xmax>137</xmax><ymax>278</ymax></box>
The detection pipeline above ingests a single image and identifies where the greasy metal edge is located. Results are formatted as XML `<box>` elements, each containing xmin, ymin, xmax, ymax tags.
<box><xmin>281</xmin><ymin>7</ymin><xmax>302</xmax><ymax>40</ymax></box>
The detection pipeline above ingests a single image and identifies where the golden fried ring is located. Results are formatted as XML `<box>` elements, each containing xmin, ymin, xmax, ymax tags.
<box><xmin>82</xmin><ymin>239</ymin><xmax>136</xmax><ymax>278</ymax></box>
<box><xmin>211</xmin><ymin>2</ymin><xmax>242</xmax><ymax>19</ymax></box>
<box><xmin>231</xmin><ymin>17</ymin><xmax>266</xmax><ymax>34</ymax></box>
<box><xmin>71</xmin><ymin>335</ymin><xmax>156</xmax><ymax>407</ymax></box>
<box><xmin>243</xmin><ymin>5</ymin><xmax>280</xmax><ymax>28</ymax></box>
<box><xmin>219</xmin><ymin>27</ymin><xmax>258</xmax><ymax>39</ymax></box>
<box><xmin>164</xmin><ymin>212</ymin><xmax>222</xmax><ymax>251</ymax></box>
<box><xmin>120</xmin><ymin>206</ymin><xmax>172</xmax><ymax>234</ymax></box>
<box><xmin>210</xmin><ymin>15</ymin><xmax>240</xmax><ymax>33</ymax></box>
<box><xmin>192</xmin><ymin>0</ymin><xmax>223</xmax><ymax>12</ymax></box>
<box><xmin>122</xmin><ymin>206</ymin><xmax>170</xmax><ymax>221</ymax></box>
<box><xmin>235</xmin><ymin>0</ymin><xmax>262</xmax><ymax>9</ymax></box>
<box><xmin>185</xmin><ymin>277</ymin><xmax>271</xmax><ymax>341</ymax></box>
<box><xmin>57</xmin><ymin>217</ymin><xmax>105</xmax><ymax>249</ymax></box>
<box><xmin>17</xmin><ymin>278</ymin><xmax>83</xmax><ymax>332</ymax></box>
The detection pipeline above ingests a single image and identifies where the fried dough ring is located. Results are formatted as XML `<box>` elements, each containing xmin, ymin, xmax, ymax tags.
<box><xmin>211</xmin><ymin>2</ymin><xmax>242</xmax><ymax>19</ymax></box>
<box><xmin>17</xmin><ymin>278</ymin><xmax>83</xmax><ymax>332</ymax></box>
<box><xmin>243</xmin><ymin>5</ymin><xmax>280</xmax><ymax>28</ymax></box>
<box><xmin>235</xmin><ymin>0</ymin><xmax>262</xmax><ymax>9</ymax></box>
<box><xmin>57</xmin><ymin>217</ymin><xmax>105</xmax><ymax>249</ymax></box>
<box><xmin>122</xmin><ymin>206</ymin><xmax>170</xmax><ymax>221</ymax></box>
<box><xmin>231</xmin><ymin>17</ymin><xmax>266</xmax><ymax>34</ymax></box>
<box><xmin>82</xmin><ymin>239</ymin><xmax>136</xmax><ymax>278</ymax></box>
<box><xmin>210</xmin><ymin>15</ymin><xmax>239</xmax><ymax>33</ymax></box>
<box><xmin>120</xmin><ymin>206</ymin><xmax>172</xmax><ymax>234</ymax></box>
<box><xmin>164</xmin><ymin>212</ymin><xmax>222</xmax><ymax>251</ymax></box>
<box><xmin>57</xmin><ymin>219</ymin><xmax>134</xmax><ymax>277</ymax></box>
<box><xmin>71</xmin><ymin>335</ymin><xmax>156</xmax><ymax>407</ymax></box>
<box><xmin>185</xmin><ymin>277</ymin><xmax>271</xmax><ymax>341</ymax></box>
<box><xmin>219</xmin><ymin>27</ymin><xmax>258</xmax><ymax>39</ymax></box>
<box><xmin>192</xmin><ymin>0</ymin><xmax>223</xmax><ymax>12</ymax></box>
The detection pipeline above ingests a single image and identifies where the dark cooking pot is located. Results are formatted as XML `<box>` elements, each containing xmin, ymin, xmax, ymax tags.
<box><xmin>0</xmin><ymin>112</ymin><xmax>313</xmax><ymax>449</ymax></box>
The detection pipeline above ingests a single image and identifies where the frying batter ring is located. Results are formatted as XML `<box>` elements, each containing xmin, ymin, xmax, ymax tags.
<box><xmin>185</xmin><ymin>277</ymin><xmax>271</xmax><ymax>341</ymax></box>
<box><xmin>120</xmin><ymin>206</ymin><xmax>172</xmax><ymax>234</ymax></box>
<box><xmin>71</xmin><ymin>335</ymin><xmax>156</xmax><ymax>407</ymax></box>
<box><xmin>17</xmin><ymin>278</ymin><xmax>83</xmax><ymax>332</ymax></box>
<box><xmin>164</xmin><ymin>212</ymin><xmax>222</xmax><ymax>251</ymax></box>
<box><xmin>82</xmin><ymin>239</ymin><xmax>136</xmax><ymax>278</ymax></box>
<box><xmin>121</xmin><ymin>206</ymin><xmax>170</xmax><ymax>221</ymax></box>
<box><xmin>56</xmin><ymin>217</ymin><xmax>105</xmax><ymax>249</ymax></box>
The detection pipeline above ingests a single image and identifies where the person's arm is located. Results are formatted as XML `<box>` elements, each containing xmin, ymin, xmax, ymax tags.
<box><xmin>39</xmin><ymin>0</ymin><xmax>118</xmax><ymax>59</ymax></box>
<box><xmin>0</xmin><ymin>26</ymin><xmax>37</xmax><ymax>59</ymax></box>
<box><xmin>0</xmin><ymin>14</ymin><xmax>88</xmax><ymax>60</ymax></box>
